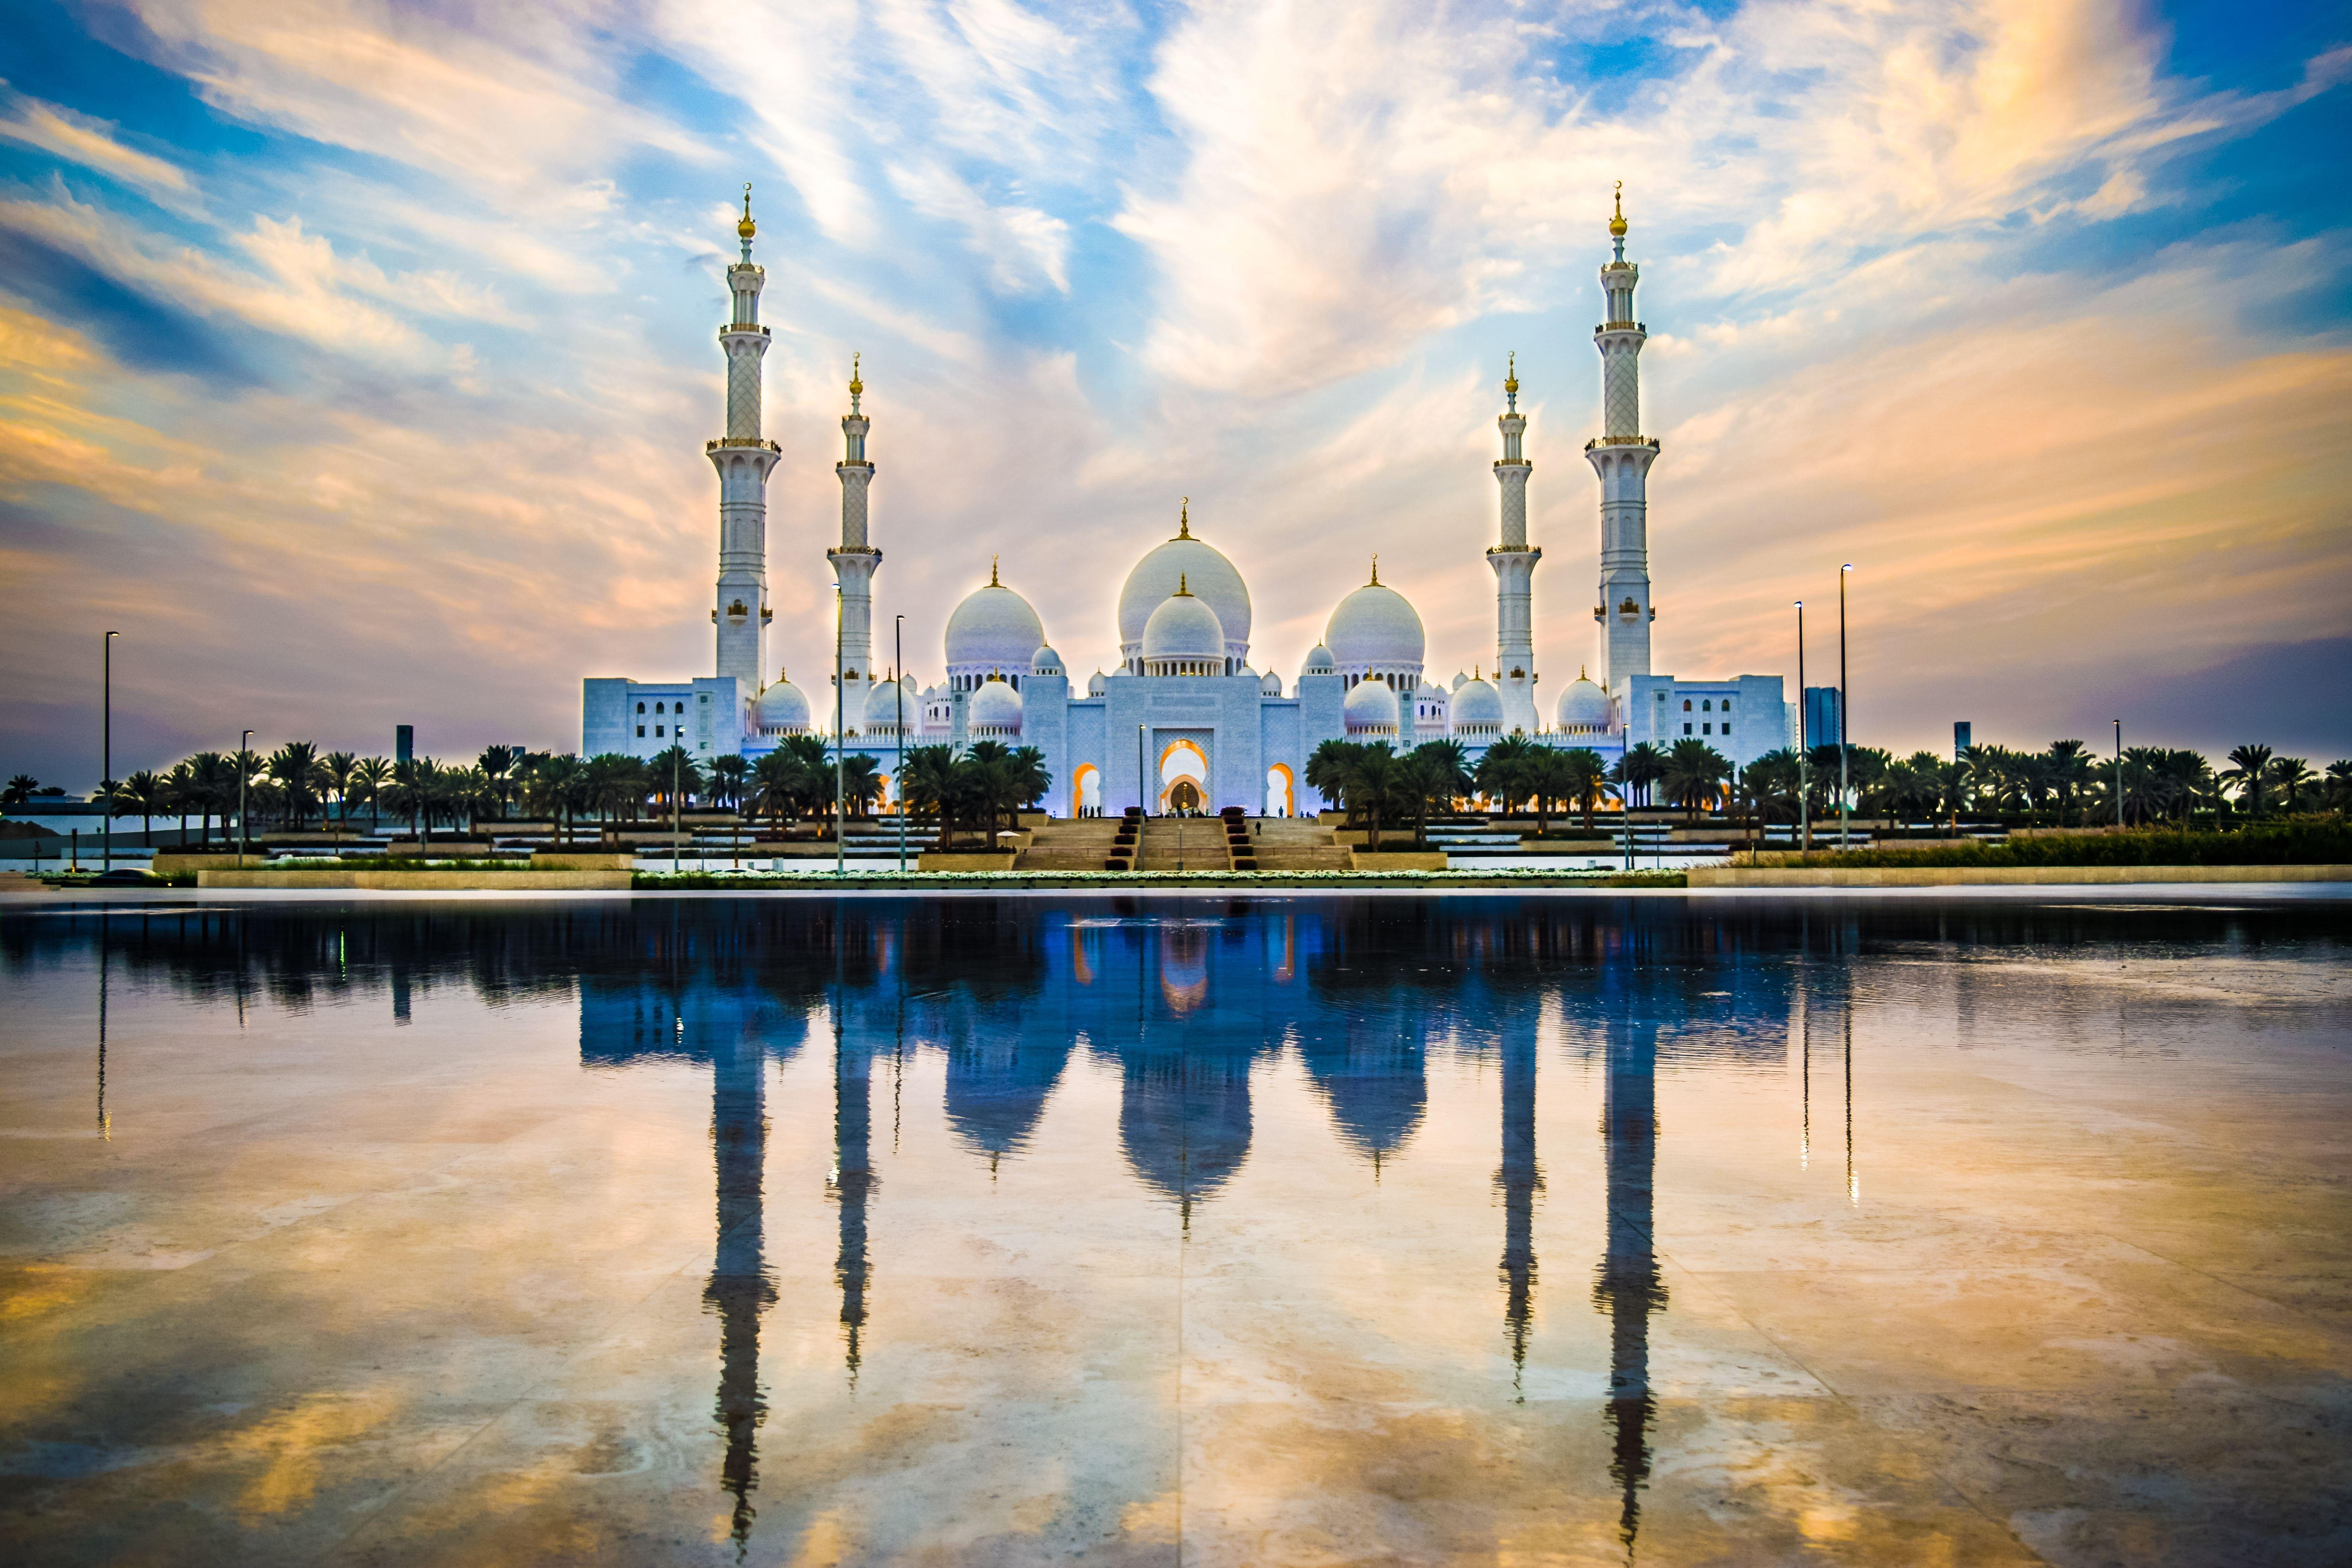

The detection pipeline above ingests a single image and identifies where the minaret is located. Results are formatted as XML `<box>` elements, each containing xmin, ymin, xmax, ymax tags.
<box><xmin>830</xmin><ymin>353</ymin><xmax>881</xmax><ymax>704</ymax></box>
<box><xmin>1488</xmin><ymin>352</ymin><xmax>1541</xmax><ymax>735</ymax></box>
<box><xmin>1586</xmin><ymin>183</ymin><xmax>1659</xmax><ymax>707</ymax></box>
<box><xmin>709</xmin><ymin>185</ymin><xmax>778</xmax><ymax>691</ymax></box>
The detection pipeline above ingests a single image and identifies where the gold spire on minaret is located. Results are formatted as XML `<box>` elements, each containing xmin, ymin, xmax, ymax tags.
<box><xmin>1369</xmin><ymin>554</ymin><xmax>1379</xmax><ymax>587</ymax></box>
<box><xmin>989</xmin><ymin>554</ymin><xmax>1000</xmax><ymax>587</ymax></box>
<box><xmin>1609</xmin><ymin>181</ymin><xmax>1627</xmax><ymax>238</ymax></box>
<box><xmin>848</xmin><ymin>352</ymin><xmax>862</xmax><ymax>397</ymax></box>
<box><xmin>1176</xmin><ymin>497</ymin><xmax>1191</xmax><ymax>539</ymax></box>
<box><xmin>1176</xmin><ymin>572</ymin><xmax>1192</xmax><ymax>596</ymax></box>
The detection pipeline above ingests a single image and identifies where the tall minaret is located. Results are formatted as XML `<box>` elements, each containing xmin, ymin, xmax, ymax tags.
<box><xmin>1586</xmin><ymin>183</ymin><xmax>1658</xmax><ymax>706</ymax></box>
<box><xmin>1488</xmin><ymin>353</ymin><xmax>1540</xmax><ymax>735</ymax></box>
<box><xmin>829</xmin><ymin>355</ymin><xmax>880</xmax><ymax>702</ymax></box>
<box><xmin>710</xmin><ymin>185</ymin><xmax>777</xmax><ymax>691</ymax></box>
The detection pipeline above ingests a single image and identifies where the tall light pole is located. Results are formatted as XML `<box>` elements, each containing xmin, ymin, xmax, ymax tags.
<box><xmin>1137</xmin><ymin>725</ymin><xmax>1147</xmax><ymax>817</ymax></box>
<box><xmin>238</xmin><ymin>729</ymin><xmax>253</xmax><ymax>868</ymax></box>
<box><xmin>101</xmin><ymin>630</ymin><xmax>120</xmax><ymax>872</ymax></box>
<box><xmin>1837</xmin><ymin>563</ymin><xmax>1852</xmax><ymax>850</ymax></box>
<box><xmin>1794</xmin><ymin>601</ymin><xmax>1810</xmax><ymax>853</ymax></box>
<box><xmin>834</xmin><ymin>584</ymin><xmax>846</xmax><ymax>877</ymax></box>
<box><xmin>671</xmin><ymin>749</ymin><xmax>682</xmax><ymax>876</ymax></box>
<box><xmin>893</xmin><ymin>615</ymin><xmax>906</xmax><ymax>874</ymax></box>
<box><xmin>2114</xmin><ymin>718</ymin><xmax>2123</xmax><ymax>829</ymax></box>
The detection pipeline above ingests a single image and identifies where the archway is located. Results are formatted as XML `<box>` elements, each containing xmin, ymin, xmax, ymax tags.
<box><xmin>1071</xmin><ymin>763</ymin><xmax>1099</xmax><ymax>818</ymax></box>
<box><xmin>1157</xmin><ymin>739</ymin><xmax>1208</xmax><ymax>814</ymax></box>
<box><xmin>1264</xmin><ymin>762</ymin><xmax>1294</xmax><ymax>818</ymax></box>
<box><xmin>1167</xmin><ymin>779</ymin><xmax>1203</xmax><ymax>814</ymax></box>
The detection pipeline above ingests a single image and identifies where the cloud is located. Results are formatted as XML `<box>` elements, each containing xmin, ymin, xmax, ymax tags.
<box><xmin>0</xmin><ymin>87</ymin><xmax>200</xmax><ymax>211</ymax></box>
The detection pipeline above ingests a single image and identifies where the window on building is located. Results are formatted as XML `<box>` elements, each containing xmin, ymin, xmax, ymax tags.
<box><xmin>655</xmin><ymin>725</ymin><xmax>665</xmax><ymax>737</ymax></box>
<box><xmin>1683</xmin><ymin>722</ymin><xmax>1692</xmax><ymax>735</ymax></box>
<box><xmin>1724</xmin><ymin>723</ymin><xmax>1733</xmax><ymax>735</ymax></box>
<box><xmin>1723</xmin><ymin>698</ymin><xmax>1733</xmax><ymax>710</ymax></box>
<box><xmin>635</xmin><ymin>725</ymin><xmax>644</xmax><ymax>738</ymax></box>
<box><xmin>1702</xmin><ymin>700</ymin><xmax>1712</xmax><ymax>711</ymax></box>
<box><xmin>1682</xmin><ymin>699</ymin><xmax>1691</xmax><ymax>711</ymax></box>
<box><xmin>635</xmin><ymin>702</ymin><xmax>645</xmax><ymax>714</ymax></box>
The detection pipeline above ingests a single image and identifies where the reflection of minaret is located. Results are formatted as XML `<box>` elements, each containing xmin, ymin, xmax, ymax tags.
<box><xmin>703</xmin><ymin>1036</ymin><xmax>776</xmax><ymax>1551</ymax></box>
<box><xmin>1496</xmin><ymin>1019</ymin><xmax>1541</xmax><ymax>1390</ymax></box>
<box><xmin>1593</xmin><ymin>1020</ymin><xmax>1665</xmax><ymax>1553</ymax></box>
<box><xmin>829</xmin><ymin>1033</ymin><xmax>877</xmax><ymax>1380</ymax></box>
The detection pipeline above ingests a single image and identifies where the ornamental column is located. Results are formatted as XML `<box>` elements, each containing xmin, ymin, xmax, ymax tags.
<box><xmin>1585</xmin><ymin>184</ymin><xmax>1659</xmax><ymax>708</ymax></box>
<box><xmin>1488</xmin><ymin>353</ymin><xmax>1541</xmax><ymax>735</ymax></box>
<box><xmin>829</xmin><ymin>355</ymin><xmax>881</xmax><ymax>707</ymax></box>
<box><xmin>709</xmin><ymin>185</ymin><xmax>779</xmax><ymax>690</ymax></box>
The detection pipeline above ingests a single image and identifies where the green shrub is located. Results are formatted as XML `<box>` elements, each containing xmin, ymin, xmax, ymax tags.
<box><xmin>1751</xmin><ymin>818</ymin><xmax>2351</xmax><ymax>869</ymax></box>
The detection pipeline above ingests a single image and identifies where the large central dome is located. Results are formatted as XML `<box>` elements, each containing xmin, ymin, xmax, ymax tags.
<box><xmin>945</xmin><ymin>568</ymin><xmax>1046</xmax><ymax>681</ymax></box>
<box><xmin>1118</xmin><ymin>505</ymin><xmax>1250</xmax><ymax>668</ymax></box>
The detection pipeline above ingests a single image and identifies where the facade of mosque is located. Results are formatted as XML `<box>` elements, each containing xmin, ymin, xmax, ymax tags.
<box><xmin>582</xmin><ymin>191</ymin><xmax>1793</xmax><ymax>814</ymax></box>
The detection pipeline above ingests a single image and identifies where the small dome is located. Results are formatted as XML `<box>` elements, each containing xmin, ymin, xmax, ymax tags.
<box><xmin>1452</xmin><ymin>677</ymin><xmax>1504</xmax><ymax>733</ymax></box>
<box><xmin>1086</xmin><ymin>671</ymin><xmax>1108</xmax><ymax>696</ymax></box>
<box><xmin>1325</xmin><ymin>576</ymin><xmax>1425</xmax><ymax>669</ymax></box>
<box><xmin>1141</xmin><ymin>577</ymin><xmax>1226</xmax><ymax>671</ymax></box>
<box><xmin>862</xmin><ymin>675</ymin><xmax>916</xmax><ymax>731</ymax></box>
<box><xmin>757</xmin><ymin>672</ymin><xmax>810</xmax><ymax>733</ymax></box>
<box><xmin>1343</xmin><ymin>675</ymin><xmax>1401</xmax><ymax>735</ymax></box>
<box><xmin>1031</xmin><ymin>644</ymin><xmax>1064</xmax><ymax>676</ymax></box>
<box><xmin>945</xmin><ymin>569</ymin><xmax>1046</xmax><ymax>676</ymax></box>
<box><xmin>1450</xmin><ymin>670</ymin><xmax>1469</xmax><ymax>690</ymax></box>
<box><xmin>969</xmin><ymin>675</ymin><xmax>1022</xmax><ymax>734</ymax></box>
<box><xmin>1555</xmin><ymin>669</ymin><xmax>1612</xmax><ymax>732</ymax></box>
<box><xmin>1301</xmin><ymin>643</ymin><xmax>1336</xmax><ymax>676</ymax></box>
<box><xmin>1260</xmin><ymin>670</ymin><xmax>1282</xmax><ymax>696</ymax></box>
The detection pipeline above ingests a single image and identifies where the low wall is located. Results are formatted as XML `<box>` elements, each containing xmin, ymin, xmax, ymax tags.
<box><xmin>529</xmin><ymin>853</ymin><xmax>637</xmax><ymax>871</ymax></box>
<box><xmin>153</xmin><ymin>854</ymin><xmax>258</xmax><ymax>875</ymax></box>
<box><xmin>1690</xmin><ymin>864</ymin><xmax>2352</xmax><ymax>888</ymax></box>
<box><xmin>198</xmin><ymin>869</ymin><xmax>632</xmax><ymax>890</ymax></box>
<box><xmin>916</xmin><ymin>852</ymin><xmax>1019</xmax><ymax>872</ymax></box>
<box><xmin>1350</xmin><ymin>851</ymin><xmax>1450</xmax><ymax>872</ymax></box>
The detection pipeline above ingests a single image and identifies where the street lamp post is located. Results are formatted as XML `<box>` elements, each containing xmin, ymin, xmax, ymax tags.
<box><xmin>894</xmin><ymin>615</ymin><xmax>906</xmax><ymax>874</ymax></box>
<box><xmin>1837</xmin><ymin>563</ymin><xmax>1852</xmax><ymax>850</ymax></box>
<box><xmin>238</xmin><ymin>730</ymin><xmax>253</xmax><ymax>868</ymax></box>
<box><xmin>2114</xmin><ymin>718</ymin><xmax>2123</xmax><ymax>829</ymax></box>
<box><xmin>1137</xmin><ymin>725</ymin><xmax>1147</xmax><ymax>817</ymax></box>
<box><xmin>101</xmin><ymin>630</ymin><xmax>120</xmax><ymax>872</ymax></box>
<box><xmin>1794</xmin><ymin>601</ymin><xmax>1810</xmax><ymax>853</ymax></box>
<box><xmin>671</xmin><ymin>749</ymin><xmax>682</xmax><ymax>876</ymax></box>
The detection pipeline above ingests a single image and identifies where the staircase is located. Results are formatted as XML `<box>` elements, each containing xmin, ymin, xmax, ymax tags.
<box><xmin>1008</xmin><ymin>808</ymin><xmax>1355</xmax><ymax>874</ymax></box>
<box><xmin>1137</xmin><ymin>817</ymin><xmax>1231</xmax><ymax>871</ymax></box>
<box><xmin>1244</xmin><ymin>817</ymin><xmax>1354</xmax><ymax>871</ymax></box>
<box><xmin>1014</xmin><ymin>818</ymin><xmax>1127</xmax><ymax>871</ymax></box>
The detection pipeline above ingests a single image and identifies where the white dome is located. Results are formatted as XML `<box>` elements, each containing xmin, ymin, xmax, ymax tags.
<box><xmin>862</xmin><ymin>675</ymin><xmax>916</xmax><ymax>731</ymax></box>
<box><xmin>1556</xmin><ymin>671</ymin><xmax>1612</xmax><ymax>731</ymax></box>
<box><xmin>969</xmin><ymin>675</ymin><xmax>1022</xmax><ymax>734</ymax></box>
<box><xmin>1118</xmin><ymin>512</ymin><xmax>1250</xmax><ymax>663</ymax></box>
<box><xmin>1141</xmin><ymin>581</ymin><xmax>1225</xmax><ymax>667</ymax></box>
<box><xmin>1301</xmin><ymin>643</ymin><xmax>1336</xmax><ymax>676</ymax></box>
<box><xmin>1452</xmin><ymin>677</ymin><xmax>1504</xmax><ymax>732</ymax></box>
<box><xmin>1325</xmin><ymin>579</ymin><xmax>1425</xmax><ymax>669</ymax></box>
<box><xmin>945</xmin><ymin>576</ymin><xmax>1046</xmax><ymax>676</ymax></box>
<box><xmin>1031</xmin><ymin>643</ymin><xmax>1064</xmax><ymax>676</ymax></box>
<box><xmin>1343</xmin><ymin>674</ymin><xmax>1401</xmax><ymax>735</ymax></box>
<box><xmin>1086</xmin><ymin>671</ymin><xmax>1108</xmax><ymax>696</ymax></box>
<box><xmin>757</xmin><ymin>673</ymin><xmax>810</xmax><ymax>733</ymax></box>
<box><xmin>1260</xmin><ymin>670</ymin><xmax>1282</xmax><ymax>696</ymax></box>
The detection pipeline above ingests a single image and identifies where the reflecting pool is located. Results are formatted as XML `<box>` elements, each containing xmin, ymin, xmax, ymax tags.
<box><xmin>3</xmin><ymin>895</ymin><xmax>2349</xmax><ymax>1566</ymax></box>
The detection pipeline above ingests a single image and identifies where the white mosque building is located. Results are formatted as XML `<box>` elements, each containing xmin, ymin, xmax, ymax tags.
<box><xmin>582</xmin><ymin>188</ymin><xmax>1792</xmax><ymax>815</ymax></box>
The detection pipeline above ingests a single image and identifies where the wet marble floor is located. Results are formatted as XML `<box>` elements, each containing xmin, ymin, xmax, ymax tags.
<box><xmin>2</xmin><ymin>895</ymin><xmax>2348</xmax><ymax>1566</ymax></box>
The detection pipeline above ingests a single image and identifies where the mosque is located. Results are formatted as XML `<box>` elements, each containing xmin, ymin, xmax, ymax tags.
<box><xmin>581</xmin><ymin>187</ymin><xmax>1792</xmax><ymax>815</ymax></box>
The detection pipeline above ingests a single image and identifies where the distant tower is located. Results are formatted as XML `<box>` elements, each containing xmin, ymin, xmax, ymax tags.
<box><xmin>1488</xmin><ymin>353</ymin><xmax>1541</xmax><ymax>735</ymax></box>
<box><xmin>1587</xmin><ymin>183</ymin><xmax>1658</xmax><ymax>706</ymax></box>
<box><xmin>710</xmin><ymin>185</ymin><xmax>778</xmax><ymax>690</ymax></box>
<box><xmin>830</xmin><ymin>354</ymin><xmax>881</xmax><ymax>702</ymax></box>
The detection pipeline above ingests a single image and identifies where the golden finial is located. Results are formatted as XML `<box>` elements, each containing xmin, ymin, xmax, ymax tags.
<box><xmin>1176</xmin><ymin>572</ymin><xmax>1191</xmax><ymax>596</ymax></box>
<box><xmin>848</xmin><ymin>351</ymin><xmax>862</xmax><ymax>398</ymax></box>
<box><xmin>1504</xmin><ymin>351</ymin><xmax>1518</xmax><ymax>395</ymax></box>
<box><xmin>1369</xmin><ymin>554</ymin><xmax>1379</xmax><ymax>587</ymax></box>
<box><xmin>1176</xmin><ymin>496</ymin><xmax>1191</xmax><ymax>539</ymax></box>
<box><xmin>1609</xmin><ymin>181</ymin><xmax>1627</xmax><ymax>239</ymax></box>
<box><xmin>989</xmin><ymin>555</ymin><xmax>1000</xmax><ymax>587</ymax></box>
<box><xmin>738</xmin><ymin>183</ymin><xmax>756</xmax><ymax>240</ymax></box>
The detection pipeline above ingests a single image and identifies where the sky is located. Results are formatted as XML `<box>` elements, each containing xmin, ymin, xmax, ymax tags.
<box><xmin>1</xmin><ymin>0</ymin><xmax>2347</xmax><ymax>791</ymax></box>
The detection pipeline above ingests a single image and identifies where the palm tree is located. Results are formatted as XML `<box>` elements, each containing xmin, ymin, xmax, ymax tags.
<box><xmin>183</xmin><ymin>752</ymin><xmax>234</xmax><ymax>845</ymax></box>
<box><xmin>1408</xmin><ymin>740</ymin><xmax>1472</xmax><ymax>844</ymax></box>
<box><xmin>269</xmin><ymin>741</ymin><xmax>321</xmax><ymax>831</ymax></box>
<box><xmin>1662</xmin><ymin>738</ymin><xmax>1730</xmax><ymax>824</ymax></box>
<box><xmin>115</xmin><ymin>769</ymin><xmax>168</xmax><ymax>845</ymax></box>
<box><xmin>166</xmin><ymin>760</ymin><xmax>197</xmax><ymax>845</ymax></box>
<box><xmin>527</xmin><ymin>755</ymin><xmax>587</xmax><ymax>843</ymax></box>
<box><xmin>2269</xmin><ymin>757</ymin><xmax>2314</xmax><ymax>814</ymax></box>
<box><xmin>749</xmin><ymin>749</ymin><xmax>810</xmax><ymax>832</ymax></box>
<box><xmin>839</xmin><ymin>754</ymin><xmax>882</xmax><ymax>819</ymax></box>
<box><xmin>2326</xmin><ymin>760</ymin><xmax>2352</xmax><ymax>814</ymax></box>
<box><xmin>1475</xmin><ymin>734</ymin><xmax>1540</xmax><ymax>821</ymax></box>
<box><xmin>1618</xmin><ymin>742</ymin><xmax>1667</xmax><ymax>813</ymax></box>
<box><xmin>1556</xmin><ymin>747</ymin><xmax>1609</xmax><ymax>835</ymax></box>
<box><xmin>2046</xmin><ymin>740</ymin><xmax>2093</xmax><ymax>826</ymax></box>
<box><xmin>317</xmin><ymin>752</ymin><xmax>358</xmax><ymax>845</ymax></box>
<box><xmin>899</xmin><ymin>745</ymin><xmax>962</xmax><ymax>851</ymax></box>
<box><xmin>2222</xmin><ymin>744</ymin><xmax>2274</xmax><ymax>819</ymax></box>
<box><xmin>385</xmin><ymin>758</ymin><xmax>436</xmax><ymax>844</ymax></box>
<box><xmin>2</xmin><ymin>774</ymin><xmax>36</xmax><ymax>810</ymax></box>
<box><xmin>477</xmin><ymin>747</ymin><xmax>517</xmax><ymax>821</ymax></box>
<box><xmin>1007</xmin><ymin>746</ymin><xmax>1053</xmax><ymax>819</ymax></box>
<box><xmin>346</xmin><ymin>756</ymin><xmax>389</xmax><ymax>835</ymax></box>
<box><xmin>707</xmin><ymin>753</ymin><xmax>751</xmax><ymax>814</ymax></box>
<box><xmin>1304</xmin><ymin>740</ymin><xmax>1361</xmax><ymax>824</ymax></box>
<box><xmin>1347</xmin><ymin>742</ymin><xmax>1398</xmax><ymax>851</ymax></box>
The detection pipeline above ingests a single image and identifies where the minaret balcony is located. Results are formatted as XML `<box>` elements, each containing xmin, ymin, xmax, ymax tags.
<box><xmin>706</xmin><ymin>438</ymin><xmax>781</xmax><ymax>452</ymax></box>
<box><xmin>1594</xmin><ymin>321</ymin><xmax>1647</xmax><ymax>335</ymax></box>
<box><xmin>720</xmin><ymin>323</ymin><xmax>770</xmax><ymax>337</ymax></box>
<box><xmin>1585</xmin><ymin>435</ymin><xmax>1658</xmax><ymax>450</ymax></box>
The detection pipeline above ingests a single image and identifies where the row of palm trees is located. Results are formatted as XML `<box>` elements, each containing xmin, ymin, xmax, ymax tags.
<box><xmin>1304</xmin><ymin>736</ymin><xmax>1737</xmax><ymax>848</ymax></box>
<box><xmin>46</xmin><ymin>737</ymin><xmax>1056</xmax><ymax>851</ymax></box>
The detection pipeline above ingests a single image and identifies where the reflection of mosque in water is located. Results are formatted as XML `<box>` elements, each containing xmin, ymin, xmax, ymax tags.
<box><xmin>565</xmin><ymin>901</ymin><xmax>1860</xmax><ymax>1553</ymax></box>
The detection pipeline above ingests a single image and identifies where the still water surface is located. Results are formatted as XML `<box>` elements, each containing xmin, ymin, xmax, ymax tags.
<box><xmin>3</xmin><ymin>895</ymin><xmax>2348</xmax><ymax>1566</ymax></box>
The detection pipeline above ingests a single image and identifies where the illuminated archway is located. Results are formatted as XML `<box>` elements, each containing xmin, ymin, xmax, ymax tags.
<box><xmin>1264</xmin><ymin>762</ymin><xmax>1295</xmax><ymax>818</ymax></box>
<box><xmin>1072</xmin><ymin>763</ymin><xmax>1100</xmax><ymax>818</ymax></box>
<box><xmin>1158</xmin><ymin>739</ymin><xmax>1208</xmax><ymax>813</ymax></box>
